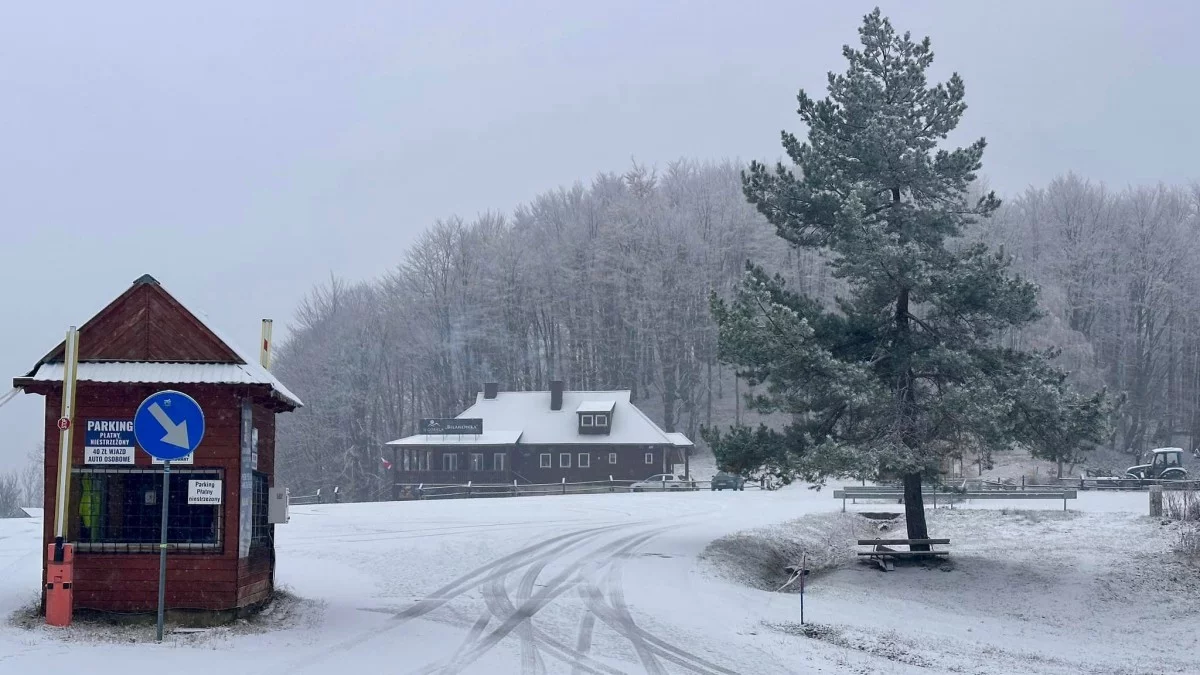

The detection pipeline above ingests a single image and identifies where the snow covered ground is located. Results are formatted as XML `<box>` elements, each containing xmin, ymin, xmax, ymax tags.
<box><xmin>0</xmin><ymin>486</ymin><xmax>1192</xmax><ymax>674</ymax></box>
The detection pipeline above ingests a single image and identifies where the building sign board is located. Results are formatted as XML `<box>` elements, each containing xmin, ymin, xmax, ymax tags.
<box><xmin>419</xmin><ymin>418</ymin><xmax>484</xmax><ymax>435</ymax></box>
<box><xmin>84</xmin><ymin>419</ymin><xmax>136</xmax><ymax>465</ymax></box>
<box><xmin>187</xmin><ymin>479</ymin><xmax>222</xmax><ymax>505</ymax></box>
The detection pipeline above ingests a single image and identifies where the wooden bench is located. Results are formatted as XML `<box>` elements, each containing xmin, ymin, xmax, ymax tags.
<box><xmin>833</xmin><ymin>489</ymin><xmax>1078</xmax><ymax>511</ymax></box>
<box><xmin>833</xmin><ymin>489</ymin><xmax>945</xmax><ymax>511</ymax></box>
<box><xmin>857</xmin><ymin>538</ymin><xmax>950</xmax><ymax>571</ymax></box>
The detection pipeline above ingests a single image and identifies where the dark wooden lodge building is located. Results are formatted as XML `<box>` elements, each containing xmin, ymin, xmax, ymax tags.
<box><xmin>387</xmin><ymin>381</ymin><xmax>692</xmax><ymax>486</ymax></box>
<box><xmin>12</xmin><ymin>275</ymin><xmax>302</xmax><ymax>615</ymax></box>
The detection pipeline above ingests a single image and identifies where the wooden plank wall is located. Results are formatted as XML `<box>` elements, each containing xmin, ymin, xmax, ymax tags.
<box><xmin>41</xmin><ymin>384</ymin><xmax>261</xmax><ymax>612</ymax></box>
<box><xmin>512</xmin><ymin>445</ymin><xmax>667</xmax><ymax>483</ymax></box>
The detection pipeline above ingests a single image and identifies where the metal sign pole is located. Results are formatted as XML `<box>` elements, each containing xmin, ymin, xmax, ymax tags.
<box><xmin>800</xmin><ymin>552</ymin><xmax>807</xmax><ymax>625</ymax></box>
<box><xmin>156</xmin><ymin>459</ymin><xmax>170</xmax><ymax>642</ymax></box>
<box><xmin>134</xmin><ymin>389</ymin><xmax>204</xmax><ymax>642</ymax></box>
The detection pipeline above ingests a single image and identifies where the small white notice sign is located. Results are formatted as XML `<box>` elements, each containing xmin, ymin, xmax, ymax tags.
<box><xmin>85</xmin><ymin>446</ymin><xmax>136</xmax><ymax>465</ymax></box>
<box><xmin>187</xmin><ymin>479</ymin><xmax>222</xmax><ymax>505</ymax></box>
<box><xmin>152</xmin><ymin>452</ymin><xmax>193</xmax><ymax>465</ymax></box>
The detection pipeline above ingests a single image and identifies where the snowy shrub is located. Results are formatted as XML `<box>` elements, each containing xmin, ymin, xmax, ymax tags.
<box><xmin>1163</xmin><ymin>489</ymin><xmax>1200</xmax><ymax>522</ymax></box>
<box><xmin>1177</xmin><ymin>525</ymin><xmax>1200</xmax><ymax>557</ymax></box>
<box><xmin>701</xmin><ymin>512</ymin><xmax>873</xmax><ymax>591</ymax></box>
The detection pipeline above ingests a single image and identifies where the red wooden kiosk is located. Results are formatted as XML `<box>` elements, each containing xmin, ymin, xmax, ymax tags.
<box><xmin>12</xmin><ymin>274</ymin><xmax>302</xmax><ymax>620</ymax></box>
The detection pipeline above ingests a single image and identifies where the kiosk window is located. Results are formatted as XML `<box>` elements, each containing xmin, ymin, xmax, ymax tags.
<box><xmin>70</xmin><ymin>467</ymin><xmax>223</xmax><ymax>553</ymax></box>
<box><xmin>251</xmin><ymin>471</ymin><xmax>270</xmax><ymax>549</ymax></box>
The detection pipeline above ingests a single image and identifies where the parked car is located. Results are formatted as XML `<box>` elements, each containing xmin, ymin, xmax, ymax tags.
<box><xmin>631</xmin><ymin>474</ymin><xmax>693</xmax><ymax>492</ymax></box>
<box><xmin>710</xmin><ymin>471</ymin><xmax>745</xmax><ymax>491</ymax></box>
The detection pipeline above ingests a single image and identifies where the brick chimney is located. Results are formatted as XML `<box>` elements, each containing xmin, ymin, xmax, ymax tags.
<box><xmin>550</xmin><ymin>380</ymin><xmax>564</xmax><ymax>411</ymax></box>
<box><xmin>483</xmin><ymin>382</ymin><xmax>499</xmax><ymax>399</ymax></box>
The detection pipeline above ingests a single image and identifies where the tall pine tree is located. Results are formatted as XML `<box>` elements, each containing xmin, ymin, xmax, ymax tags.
<box><xmin>707</xmin><ymin>9</ymin><xmax>1107</xmax><ymax>545</ymax></box>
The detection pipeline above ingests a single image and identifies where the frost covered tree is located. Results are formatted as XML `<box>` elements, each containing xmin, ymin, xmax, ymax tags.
<box><xmin>707</xmin><ymin>9</ymin><xmax>1106</xmax><ymax>545</ymax></box>
<box><xmin>992</xmin><ymin>180</ymin><xmax>1200</xmax><ymax>459</ymax></box>
<box><xmin>19</xmin><ymin>447</ymin><xmax>43</xmax><ymax>508</ymax></box>
<box><xmin>274</xmin><ymin>160</ymin><xmax>797</xmax><ymax>499</ymax></box>
<box><xmin>1011</xmin><ymin>366</ymin><xmax>1110</xmax><ymax>478</ymax></box>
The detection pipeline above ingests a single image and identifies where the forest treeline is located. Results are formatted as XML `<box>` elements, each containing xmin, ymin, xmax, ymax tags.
<box><xmin>273</xmin><ymin>163</ymin><xmax>1200</xmax><ymax>499</ymax></box>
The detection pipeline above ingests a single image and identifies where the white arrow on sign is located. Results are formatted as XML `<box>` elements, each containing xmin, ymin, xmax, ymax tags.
<box><xmin>148</xmin><ymin>403</ymin><xmax>190</xmax><ymax>449</ymax></box>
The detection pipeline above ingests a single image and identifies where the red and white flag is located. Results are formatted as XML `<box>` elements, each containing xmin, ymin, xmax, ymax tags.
<box><xmin>381</xmin><ymin>456</ymin><xmax>393</xmax><ymax>470</ymax></box>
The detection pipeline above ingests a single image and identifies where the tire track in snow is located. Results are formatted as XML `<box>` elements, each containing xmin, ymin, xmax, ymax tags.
<box><xmin>413</xmin><ymin>529</ymin><xmax>668</xmax><ymax>675</ymax></box>
<box><xmin>289</xmin><ymin>524</ymin><xmax>625</xmax><ymax>673</ymax></box>
<box><xmin>579</xmin><ymin>562</ymin><xmax>738</xmax><ymax>675</ymax></box>
<box><xmin>595</xmin><ymin>564</ymin><xmax>665</xmax><ymax>675</ymax></box>
<box><xmin>449</xmin><ymin>613</ymin><xmax>492</xmax><ymax>664</ymax></box>
<box><xmin>570</xmin><ymin>613</ymin><xmax>597</xmax><ymax>675</ymax></box>
<box><xmin>477</xmin><ymin>557</ymin><xmax>627</xmax><ymax>675</ymax></box>
<box><xmin>389</xmin><ymin>524</ymin><xmax>627</xmax><ymax>622</ymax></box>
<box><xmin>512</xmin><ymin>554</ymin><xmax>548</xmax><ymax>675</ymax></box>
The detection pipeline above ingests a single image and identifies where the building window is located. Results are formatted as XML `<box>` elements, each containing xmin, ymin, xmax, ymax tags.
<box><xmin>540</xmin><ymin>453</ymin><xmax>552</xmax><ymax>468</ymax></box>
<box><xmin>470</xmin><ymin>453</ymin><xmax>484</xmax><ymax>471</ymax></box>
<box><xmin>579</xmin><ymin>453</ymin><xmax>590</xmax><ymax>468</ymax></box>
<box><xmin>581</xmin><ymin>414</ymin><xmax>594</xmax><ymax>427</ymax></box>
<box><xmin>594</xmin><ymin>414</ymin><xmax>608</xmax><ymax>426</ymax></box>
<box><xmin>494</xmin><ymin>453</ymin><xmax>506</xmax><ymax>471</ymax></box>
<box><xmin>70</xmin><ymin>467</ymin><xmax>223</xmax><ymax>554</ymax></box>
<box><xmin>251</xmin><ymin>471</ymin><xmax>270</xmax><ymax>550</ymax></box>
<box><xmin>443</xmin><ymin>453</ymin><xmax>458</xmax><ymax>471</ymax></box>
<box><xmin>560</xmin><ymin>453</ymin><xmax>571</xmax><ymax>468</ymax></box>
<box><xmin>609</xmin><ymin>452</ymin><xmax>617</xmax><ymax>465</ymax></box>
<box><xmin>645</xmin><ymin>453</ymin><xmax>654</xmax><ymax>465</ymax></box>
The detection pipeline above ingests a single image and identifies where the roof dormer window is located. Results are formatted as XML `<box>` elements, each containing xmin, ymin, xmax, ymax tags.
<box><xmin>577</xmin><ymin>401</ymin><xmax>614</xmax><ymax>435</ymax></box>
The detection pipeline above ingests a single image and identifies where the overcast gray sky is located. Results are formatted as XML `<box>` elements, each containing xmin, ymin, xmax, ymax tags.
<box><xmin>2</xmin><ymin>1</ymin><xmax>1198</xmax><ymax>470</ymax></box>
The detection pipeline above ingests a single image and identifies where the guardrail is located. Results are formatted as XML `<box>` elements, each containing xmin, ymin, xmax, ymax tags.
<box><xmin>400</xmin><ymin>477</ymin><xmax>713</xmax><ymax>500</ymax></box>
<box><xmin>287</xmin><ymin>486</ymin><xmax>340</xmax><ymax>505</ymax></box>
<box><xmin>951</xmin><ymin>475</ymin><xmax>1200</xmax><ymax>492</ymax></box>
<box><xmin>1054</xmin><ymin>476</ymin><xmax>1200</xmax><ymax>491</ymax></box>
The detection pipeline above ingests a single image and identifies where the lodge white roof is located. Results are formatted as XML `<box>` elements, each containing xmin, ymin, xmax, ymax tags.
<box><xmin>386</xmin><ymin>431</ymin><xmax>522</xmax><ymax>446</ymax></box>
<box><xmin>665</xmin><ymin>432</ymin><xmax>694</xmax><ymax>447</ymax></box>
<box><xmin>467</xmin><ymin>390</ymin><xmax>677</xmax><ymax>446</ymax></box>
<box><xmin>384</xmin><ymin>390</ymin><xmax>691</xmax><ymax>447</ymax></box>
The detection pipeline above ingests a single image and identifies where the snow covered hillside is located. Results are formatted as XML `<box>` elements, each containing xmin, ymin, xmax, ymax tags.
<box><xmin>0</xmin><ymin>487</ymin><xmax>1192</xmax><ymax>674</ymax></box>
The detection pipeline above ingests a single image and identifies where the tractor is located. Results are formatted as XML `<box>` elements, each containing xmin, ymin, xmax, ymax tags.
<box><xmin>1125</xmin><ymin>447</ymin><xmax>1188</xmax><ymax>480</ymax></box>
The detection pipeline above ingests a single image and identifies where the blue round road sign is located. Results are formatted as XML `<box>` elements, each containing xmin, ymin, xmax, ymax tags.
<box><xmin>134</xmin><ymin>390</ymin><xmax>206</xmax><ymax>461</ymax></box>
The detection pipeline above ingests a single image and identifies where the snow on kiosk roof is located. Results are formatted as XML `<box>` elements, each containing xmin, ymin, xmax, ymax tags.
<box><xmin>13</xmin><ymin>274</ymin><xmax>302</xmax><ymax>409</ymax></box>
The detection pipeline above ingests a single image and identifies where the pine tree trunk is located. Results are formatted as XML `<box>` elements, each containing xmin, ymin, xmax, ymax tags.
<box><xmin>903</xmin><ymin>472</ymin><xmax>930</xmax><ymax>551</ymax></box>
